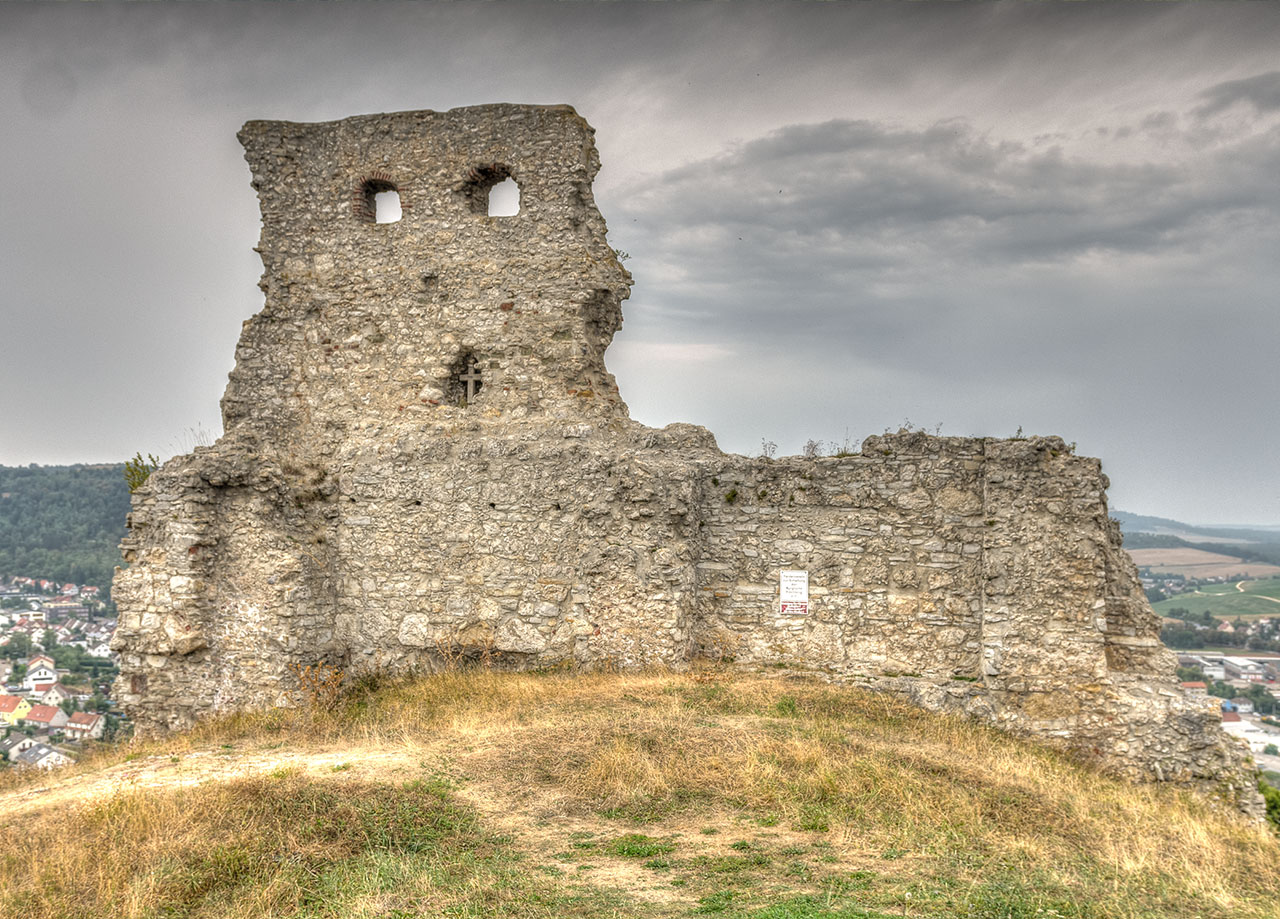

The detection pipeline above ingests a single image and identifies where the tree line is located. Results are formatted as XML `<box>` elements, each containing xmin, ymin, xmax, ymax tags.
<box><xmin>0</xmin><ymin>464</ymin><xmax>131</xmax><ymax>597</ymax></box>
<box><xmin>1124</xmin><ymin>530</ymin><xmax>1280</xmax><ymax>566</ymax></box>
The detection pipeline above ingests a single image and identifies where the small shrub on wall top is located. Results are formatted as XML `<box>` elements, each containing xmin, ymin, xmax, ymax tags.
<box><xmin>124</xmin><ymin>452</ymin><xmax>160</xmax><ymax>493</ymax></box>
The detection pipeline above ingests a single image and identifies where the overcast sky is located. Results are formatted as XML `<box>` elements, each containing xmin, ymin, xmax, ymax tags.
<box><xmin>2</xmin><ymin>3</ymin><xmax>1278</xmax><ymax>525</ymax></box>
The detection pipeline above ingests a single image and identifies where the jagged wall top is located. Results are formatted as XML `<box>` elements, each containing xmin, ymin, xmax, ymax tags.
<box><xmin>109</xmin><ymin>105</ymin><xmax>1262</xmax><ymax>816</ymax></box>
<box><xmin>222</xmin><ymin>104</ymin><xmax>633</xmax><ymax>444</ymax></box>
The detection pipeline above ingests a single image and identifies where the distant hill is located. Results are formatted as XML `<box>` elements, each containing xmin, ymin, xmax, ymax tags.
<box><xmin>1113</xmin><ymin>511</ymin><xmax>1280</xmax><ymax>544</ymax></box>
<box><xmin>1115</xmin><ymin>510</ymin><xmax>1280</xmax><ymax>568</ymax></box>
<box><xmin>0</xmin><ymin>463</ymin><xmax>130</xmax><ymax>596</ymax></box>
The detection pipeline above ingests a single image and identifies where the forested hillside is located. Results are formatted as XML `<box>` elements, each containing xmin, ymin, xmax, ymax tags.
<box><xmin>0</xmin><ymin>464</ymin><xmax>130</xmax><ymax>594</ymax></box>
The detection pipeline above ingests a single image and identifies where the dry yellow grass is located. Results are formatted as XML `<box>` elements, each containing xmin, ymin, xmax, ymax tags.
<box><xmin>2</xmin><ymin>668</ymin><xmax>1278</xmax><ymax>918</ymax></box>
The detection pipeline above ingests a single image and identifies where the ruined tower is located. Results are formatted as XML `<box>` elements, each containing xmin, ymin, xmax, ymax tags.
<box><xmin>111</xmin><ymin>105</ymin><xmax>1256</xmax><ymax>810</ymax></box>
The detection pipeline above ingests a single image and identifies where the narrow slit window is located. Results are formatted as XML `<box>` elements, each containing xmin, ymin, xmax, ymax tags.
<box><xmin>487</xmin><ymin>177</ymin><xmax>520</xmax><ymax>217</ymax></box>
<box><xmin>448</xmin><ymin>352</ymin><xmax>484</xmax><ymax>406</ymax></box>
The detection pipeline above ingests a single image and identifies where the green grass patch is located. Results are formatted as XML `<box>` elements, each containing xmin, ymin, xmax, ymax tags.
<box><xmin>1154</xmin><ymin>578</ymin><xmax>1280</xmax><ymax>619</ymax></box>
<box><xmin>604</xmin><ymin>833</ymin><xmax>678</xmax><ymax>858</ymax></box>
<box><xmin>0</xmin><ymin>772</ymin><xmax>638</xmax><ymax>919</ymax></box>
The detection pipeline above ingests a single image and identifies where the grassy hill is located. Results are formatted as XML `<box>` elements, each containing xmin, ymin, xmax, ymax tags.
<box><xmin>1115</xmin><ymin>512</ymin><xmax>1280</xmax><ymax>570</ymax></box>
<box><xmin>1154</xmin><ymin>577</ymin><xmax>1280</xmax><ymax>621</ymax></box>
<box><xmin>2</xmin><ymin>670</ymin><xmax>1277</xmax><ymax>918</ymax></box>
<box><xmin>1113</xmin><ymin>512</ymin><xmax>1280</xmax><ymax>547</ymax></box>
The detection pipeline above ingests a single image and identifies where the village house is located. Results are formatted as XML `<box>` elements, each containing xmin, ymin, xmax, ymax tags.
<box><xmin>0</xmin><ymin>734</ymin><xmax>36</xmax><ymax>763</ymax></box>
<box><xmin>0</xmin><ymin>694</ymin><xmax>32</xmax><ymax>726</ymax></box>
<box><xmin>1180</xmin><ymin>681</ymin><xmax>1208</xmax><ymax>699</ymax></box>
<box><xmin>63</xmin><ymin>711</ymin><xmax>104</xmax><ymax>741</ymax></box>
<box><xmin>22</xmin><ymin>655</ymin><xmax>58</xmax><ymax>694</ymax></box>
<box><xmin>14</xmin><ymin>742</ymin><xmax>73</xmax><ymax>770</ymax></box>
<box><xmin>23</xmin><ymin>704</ymin><xmax>69</xmax><ymax>734</ymax></box>
<box><xmin>40</xmin><ymin>684</ymin><xmax>71</xmax><ymax>707</ymax></box>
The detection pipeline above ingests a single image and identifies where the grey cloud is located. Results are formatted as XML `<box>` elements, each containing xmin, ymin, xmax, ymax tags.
<box><xmin>18</xmin><ymin>60</ymin><xmax>77</xmax><ymax>117</ymax></box>
<box><xmin>608</xmin><ymin>105</ymin><xmax>1280</xmax><ymax>525</ymax></box>
<box><xmin>626</xmin><ymin>117</ymin><xmax>1280</xmax><ymax>281</ymax></box>
<box><xmin>1197</xmin><ymin>71</ymin><xmax>1280</xmax><ymax>117</ymax></box>
<box><xmin>4</xmin><ymin>2</ymin><xmax>1280</xmax><ymax>523</ymax></box>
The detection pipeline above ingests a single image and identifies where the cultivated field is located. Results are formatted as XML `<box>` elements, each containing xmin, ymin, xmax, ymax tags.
<box><xmin>1154</xmin><ymin>577</ymin><xmax>1280</xmax><ymax>620</ymax></box>
<box><xmin>1127</xmin><ymin>547</ymin><xmax>1280</xmax><ymax>579</ymax></box>
<box><xmin>2</xmin><ymin>670</ymin><xmax>1278</xmax><ymax>919</ymax></box>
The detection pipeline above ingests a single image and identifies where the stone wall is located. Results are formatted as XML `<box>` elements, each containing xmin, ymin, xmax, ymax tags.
<box><xmin>111</xmin><ymin>105</ymin><xmax>1259</xmax><ymax>814</ymax></box>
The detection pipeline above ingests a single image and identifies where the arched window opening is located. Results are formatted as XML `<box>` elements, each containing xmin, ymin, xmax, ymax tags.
<box><xmin>355</xmin><ymin>176</ymin><xmax>401</xmax><ymax>224</ymax></box>
<box><xmin>487</xmin><ymin>177</ymin><xmax>520</xmax><ymax>217</ymax></box>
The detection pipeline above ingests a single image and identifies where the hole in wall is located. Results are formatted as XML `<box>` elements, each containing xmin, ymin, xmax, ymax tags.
<box><xmin>487</xmin><ymin>177</ymin><xmax>520</xmax><ymax>217</ymax></box>
<box><xmin>463</xmin><ymin>164</ymin><xmax>519</xmax><ymax>216</ymax></box>
<box><xmin>373</xmin><ymin>189</ymin><xmax>402</xmax><ymax>223</ymax></box>
<box><xmin>356</xmin><ymin>177</ymin><xmax>401</xmax><ymax>224</ymax></box>
<box><xmin>582</xmin><ymin>289</ymin><xmax>619</xmax><ymax>355</ymax></box>
<box><xmin>447</xmin><ymin>351</ymin><xmax>484</xmax><ymax>405</ymax></box>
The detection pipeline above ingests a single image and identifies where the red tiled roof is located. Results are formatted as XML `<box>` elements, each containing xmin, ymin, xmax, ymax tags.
<box><xmin>67</xmin><ymin>712</ymin><xmax>100</xmax><ymax>728</ymax></box>
<box><xmin>0</xmin><ymin>695</ymin><xmax>24</xmax><ymax>713</ymax></box>
<box><xmin>1222</xmin><ymin>711</ymin><xmax>1243</xmax><ymax>722</ymax></box>
<box><xmin>24</xmin><ymin>704</ymin><xmax>60</xmax><ymax>722</ymax></box>
<box><xmin>1180</xmin><ymin>681</ymin><xmax>1207</xmax><ymax>689</ymax></box>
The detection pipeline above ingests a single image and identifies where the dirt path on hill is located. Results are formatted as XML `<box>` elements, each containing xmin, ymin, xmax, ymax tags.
<box><xmin>0</xmin><ymin>726</ymin><xmax>872</xmax><ymax>914</ymax></box>
<box><xmin>0</xmin><ymin>743</ymin><xmax>425</xmax><ymax>815</ymax></box>
<box><xmin>1234</xmin><ymin>580</ymin><xmax>1280</xmax><ymax>604</ymax></box>
<box><xmin>0</xmin><ymin>741</ymin><xmax>719</xmax><ymax>912</ymax></box>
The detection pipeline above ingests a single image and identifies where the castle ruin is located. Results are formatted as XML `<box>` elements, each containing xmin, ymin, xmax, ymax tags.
<box><xmin>110</xmin><ymin>105</ymin><xmax>1257</xmax><ymax>809</ymax></box>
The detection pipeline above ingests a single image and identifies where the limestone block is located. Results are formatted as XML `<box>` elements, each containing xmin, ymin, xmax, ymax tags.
<box><xmin>162</xmin><ymin>615</ymin><xmax>207</xmax><ymax>656</ymax></box>
<box><xmin>397</xmin><ymin>614</ymin><xmax>434</xmax><ymax>648</ymax></box>
<box><xmin>494</xmin><ymin>617</ymin><xmax>548</xmax><ymax>654</ymax></box>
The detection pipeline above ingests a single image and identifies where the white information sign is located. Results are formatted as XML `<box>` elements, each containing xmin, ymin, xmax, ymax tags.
<box><xmin>779</xmin><ymin>570</ymin><xmax>809</xmax><ymax>602</ymax></box>
<box><xmin>779</xmin><ymin>570</ymin><xmax>809</xmax><ymax>615</ymax></box>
